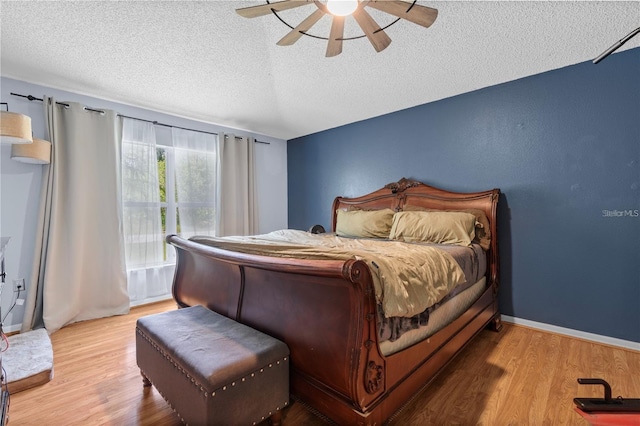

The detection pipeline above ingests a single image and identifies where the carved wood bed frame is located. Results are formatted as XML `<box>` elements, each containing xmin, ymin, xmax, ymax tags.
<box><xmin>167</xmin><ymin>178</ymin><xmax>501</xmax><ymax>425</ymax></box>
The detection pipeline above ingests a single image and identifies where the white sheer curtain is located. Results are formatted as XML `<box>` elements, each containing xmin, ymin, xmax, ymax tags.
<box><xmin>172</xmin><ymin>128</ymin><xmax>217</xmax><ymax>238</ymax></box>
<box><xmin>217</xmin><ymin>133</ymin><xmax>258</xmax><ymax>237</ymax></box>
<box><xmin>121</xmin><ymin>118</ymin><xmax>173</xmax><ymax>304</ymax></box>
<box><xmin>22</xmin><ymin>97</ymin><xmax>129</xmax><ymax>333</ymax></box>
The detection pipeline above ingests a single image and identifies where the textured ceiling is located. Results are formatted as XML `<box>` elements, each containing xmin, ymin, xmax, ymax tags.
<box><xmin>1</xmin><ymin>1</ymin><xmax>639</xmax><ymax>140</ymax></box>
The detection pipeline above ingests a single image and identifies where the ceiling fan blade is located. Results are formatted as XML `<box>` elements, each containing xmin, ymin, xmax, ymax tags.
<box><xmin>366</xmin><ymin>1</ymin><xmax>438</xmax><ymax>28</ymax></box>
<box><xmin>352</xmin><ymin>7</ymin><xmax>392</xmax><ymax>53</ymax></box>
<box><xmin>326</xmin><ymin>15</ymin><xmax>345</xmax><ymax>57</ymax></box>
<box><xmin>236</xmin><ymin>0</ymin><xmax>313</xmax><ymax>18</ymax></box>
<box><xmin>277</xmin><ymin>9</ymin><xmax>326</xmax><ymax>46</ymax></box>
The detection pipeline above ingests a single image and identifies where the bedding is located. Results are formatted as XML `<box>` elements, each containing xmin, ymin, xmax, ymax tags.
<box><xmin>191</xmin><ymin>229</ymin><xmax>466</xmax><ymax>318</ymax></box>
<box><xmin>380</xmin><ymin>277</ymin><xmax>487</xmax><ymax>356</ymax></box>
<box><xmin>379</xmin><ymin>242</ymin><xmax>486</xmax><ymax>343</ymax></box>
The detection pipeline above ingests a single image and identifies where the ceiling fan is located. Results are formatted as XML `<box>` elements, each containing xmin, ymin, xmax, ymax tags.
<box><xmin>236</xmin><ymin>0</ymin><xmax>438</xmax><ymax>57</ymax></box>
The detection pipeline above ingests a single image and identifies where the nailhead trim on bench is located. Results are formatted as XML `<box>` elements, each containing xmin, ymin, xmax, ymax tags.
<box><xmin>137</xmin><ymin>327</ymin><xmax>289</xmax><ymax>424</ymax></box>
<box><xmin>139</xmin><ymin>374</ymin><xmax>184</xmax><ymax>423</ymax></box>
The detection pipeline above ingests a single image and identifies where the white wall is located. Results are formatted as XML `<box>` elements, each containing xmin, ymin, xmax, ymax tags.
<box><xmin>0</xmin><ymin>77</ymin><xmax>288</xmax><ymax>331</ymax></box>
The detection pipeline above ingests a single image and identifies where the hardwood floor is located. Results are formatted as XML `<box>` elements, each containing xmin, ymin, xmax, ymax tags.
<box><xmin>8</xmin><ymin>300</ymin><xmax>640</xmax><ymax>425</ymax></box>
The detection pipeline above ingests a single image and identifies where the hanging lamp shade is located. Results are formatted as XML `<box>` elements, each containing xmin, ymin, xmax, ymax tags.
<box><xmin>11</xmin><ymin>138</ymin><xmax>51</xmax><ymax>164</ymax></box>
<box><xmin>0</xmin><ymin>111</ymin><xmax>33</xmax><ymax>144</ymax></box>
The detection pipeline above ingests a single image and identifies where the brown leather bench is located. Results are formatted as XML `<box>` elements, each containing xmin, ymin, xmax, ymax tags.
<box><xmin>136</xmin><ymin>305</ymin><xmax>290</xmax><ymax>425</ymax></box>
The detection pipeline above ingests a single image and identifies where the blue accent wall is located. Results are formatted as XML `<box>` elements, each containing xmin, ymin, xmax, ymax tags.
<box><xmin>287</xmin><ymin>47</ymin><xmax>640</xmax><ymax>343</ymax></box>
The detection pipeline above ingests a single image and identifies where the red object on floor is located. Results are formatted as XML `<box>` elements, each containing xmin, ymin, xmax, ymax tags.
<box><xmin>575</xmin><ymin>407</ymin><xmax>640</xmax><ymax>425</ymax></box>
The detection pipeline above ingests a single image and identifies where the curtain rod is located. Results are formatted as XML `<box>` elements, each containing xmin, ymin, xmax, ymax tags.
<box><xmin>9</xmin><ymin>92</ymin><xmax>270</xmax><ymax>145</ymax></box>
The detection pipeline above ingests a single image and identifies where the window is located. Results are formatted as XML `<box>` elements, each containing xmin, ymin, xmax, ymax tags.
<box><xmin>121</xmin><ymin>120</ymin><xmax>164</xmax><ymax>269</ymax></box>
<box><xmin>172</xmin><ymin>127</ymin><xmax>217</xmax><ymax>239</ymax></box>
<box><xmin>121</xmin><ymin>120</ymin><xmax>218</xmax><ymax>305</ymax></box>
<box><xmin>157</xmin><ymin>145</ymin><xmax>176</xmax><ymax>263</ymax></box>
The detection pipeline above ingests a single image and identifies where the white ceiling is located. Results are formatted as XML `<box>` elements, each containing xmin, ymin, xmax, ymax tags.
<box><xmin>1</xmin><ymin>1</ymin><xmax>638</xmax><ymax>140</ymax></box>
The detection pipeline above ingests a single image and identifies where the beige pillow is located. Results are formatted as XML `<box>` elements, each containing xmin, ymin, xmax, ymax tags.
<box><xmin>403</xmin><ymin>205</ymin><xmax>491</xmax><ymax>250</ymax></box>
<box><xmin>389</xmin><ymin>211</ymin><xmax>477</xmax><ymax>246</ymax></box>
<box><xmin>336</xmin><ymin>208</ymin><xmax>395</xmax><ymax>238</ymax></box>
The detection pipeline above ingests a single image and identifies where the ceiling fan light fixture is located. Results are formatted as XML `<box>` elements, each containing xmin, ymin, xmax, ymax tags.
<box><xmin>326</xmin><ymin>0</ymin><xmax>358</xmax><ymax>16</ymax></box>
<box><xmin>236</xmin><ymin>0</ymin><xmax>439</xmax><ymax>56</ymax></box>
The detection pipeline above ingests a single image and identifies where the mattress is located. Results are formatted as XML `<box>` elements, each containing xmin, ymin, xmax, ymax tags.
<box><xmin>379</xmin><ymin>276</ymin><xmax>487</xmax><ymax>356</ymax></box>
<box><xmin>377</xmin><ymin>243</ymin><xmax>486</xmax><ymax>343</ymax></box>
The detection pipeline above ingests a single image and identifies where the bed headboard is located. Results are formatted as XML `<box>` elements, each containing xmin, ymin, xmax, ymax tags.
<box><xmin>331</xmin><ymin>177</ymin><xmax>501</xmax><ymax>289</ymax></box>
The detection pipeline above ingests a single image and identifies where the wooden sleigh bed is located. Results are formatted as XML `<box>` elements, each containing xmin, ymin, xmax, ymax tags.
<box><xmin>166</xmin><ymin>178</ymin><xmax>501</xmax><ymax>425</ymax></box>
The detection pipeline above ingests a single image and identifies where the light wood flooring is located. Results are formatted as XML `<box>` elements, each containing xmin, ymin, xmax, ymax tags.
<box><xmin>7</xmin><ymin>300</ymin><xmax>640</xmax><ymax>425</ymax></box>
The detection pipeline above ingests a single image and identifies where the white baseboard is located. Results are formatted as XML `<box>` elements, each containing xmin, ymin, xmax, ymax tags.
<box><xmin>129</xmin><ymin>293</ymin><xmax>173</xmax><ymax>308</ymax></box>
<box><xmin>3</xmin><ymin>323</ymin><xmax>22</xmax><ymax>334</ymax></box>
<box><xmin>501</xmin><ymin>315</ymin><xmax>640</xmax><ymax>352</ymax></box>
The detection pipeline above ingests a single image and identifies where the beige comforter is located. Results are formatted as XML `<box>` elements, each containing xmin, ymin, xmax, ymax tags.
<box><xmin>191</xmin><ymin>230</ymin><xmax>465</xmax><ymax>318</ymax></box>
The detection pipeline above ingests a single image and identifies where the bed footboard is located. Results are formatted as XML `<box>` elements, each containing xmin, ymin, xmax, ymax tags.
<box><xmin>167</xmin><ymin>235</ymin><xmax>387</xmax><ymax>419</ymax></box>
